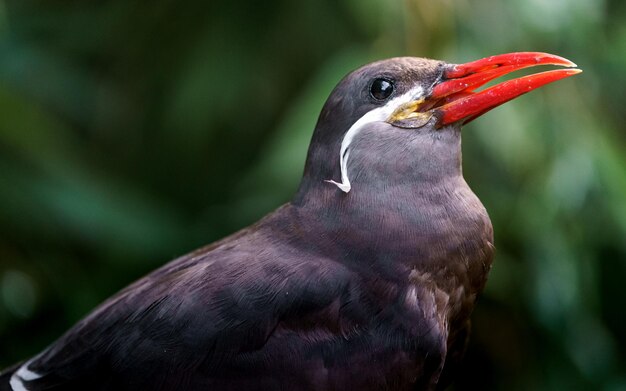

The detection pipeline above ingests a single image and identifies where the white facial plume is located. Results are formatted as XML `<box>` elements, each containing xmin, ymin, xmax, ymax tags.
<box><xmin>326</xmin><ymin>85</ymin><xmax>425</xmax><ymax>193</ymax></box>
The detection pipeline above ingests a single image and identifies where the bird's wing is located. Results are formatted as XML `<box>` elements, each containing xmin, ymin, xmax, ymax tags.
<box><xmin>9</xmin><ymin>224</ymin><xmax>352</xmax><ymax>391</ymax></box>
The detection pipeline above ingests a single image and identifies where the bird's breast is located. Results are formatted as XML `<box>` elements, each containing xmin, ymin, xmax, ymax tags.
<box><xmin>310</xmin><ymin>177</ymin><xmax>495</xmax><ymax>321</ymax></box>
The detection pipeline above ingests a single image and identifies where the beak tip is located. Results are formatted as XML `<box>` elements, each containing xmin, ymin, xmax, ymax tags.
<box><xmin>561</xmin><ymin>58</ymin><xmax>578</xmax><ymax>68</ymax></box>
<box><xmin>537</xmin><ymin>52</ymin><xmax>578</xmax><ymax>68</ymax></box>
<box><xmin>563</xmin><ymin>68</ymin><xmax>583</xmax><ymax>77</ymax></box>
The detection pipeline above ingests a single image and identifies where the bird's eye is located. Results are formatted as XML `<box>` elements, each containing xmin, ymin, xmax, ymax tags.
<box><xmin>370</xmin><ymin>78</ymin><xmax>394</xmax><ymax>101</ymax></box>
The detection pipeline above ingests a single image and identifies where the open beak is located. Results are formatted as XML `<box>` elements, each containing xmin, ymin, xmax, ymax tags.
<box><xmin>392</xmin><ymin>52</ymin><xmax>581</xmax><ymax>128</ymax></box>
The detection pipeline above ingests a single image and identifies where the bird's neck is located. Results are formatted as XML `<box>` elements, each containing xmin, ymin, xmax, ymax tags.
<box><xmin>286</xmin><ymin>174</ymin><xmax>494</xmax><ymax>297</ymax></box>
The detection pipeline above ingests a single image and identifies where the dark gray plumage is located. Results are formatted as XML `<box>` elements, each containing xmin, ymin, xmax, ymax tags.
<box><xmin>1</xmin><ymin>53</ymin><xmax>577</xmax><ymax>390</ymax></box>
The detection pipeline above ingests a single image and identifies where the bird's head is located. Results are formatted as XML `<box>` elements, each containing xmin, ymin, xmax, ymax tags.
<box><xmin>296</xmin><ymin>52</ymin><xmax>580</xmax><ymax>199</ymax></box>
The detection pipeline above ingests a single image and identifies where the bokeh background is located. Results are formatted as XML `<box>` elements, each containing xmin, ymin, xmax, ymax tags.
<box><xmin>0</xmin><ymin>0</ymin><xmax>625</xmax><ymax>389</ymax></box>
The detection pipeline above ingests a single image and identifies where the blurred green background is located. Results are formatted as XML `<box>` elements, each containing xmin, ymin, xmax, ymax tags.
<box><xmin>0</xmin><ymin>0</ymin><xmax>625</xmax><ymax>389</ymax></box>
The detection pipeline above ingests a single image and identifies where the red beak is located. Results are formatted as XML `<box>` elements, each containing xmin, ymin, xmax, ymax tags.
<box><xmin>430</xmin><ymin>52</ymin><xmax>582</xmax><ymax>127</ymax></box>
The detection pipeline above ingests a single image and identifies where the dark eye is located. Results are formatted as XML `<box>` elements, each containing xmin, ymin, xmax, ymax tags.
<box><xmin>370</xmin><ymin>78</ymin><xmax>394</xmax><ymax>100</ymax></box>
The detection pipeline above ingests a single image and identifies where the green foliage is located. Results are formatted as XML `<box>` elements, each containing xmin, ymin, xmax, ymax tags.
<box><xmin>0</xmin><ymin>0</ymin><xmax>624</xmax><ymax>389</ymax></box>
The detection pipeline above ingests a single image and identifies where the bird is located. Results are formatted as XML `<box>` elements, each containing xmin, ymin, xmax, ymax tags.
<box><xmin>0</xmin><ymin>52</ymin><xmax>580</xmax><ymax>391</ymax></box>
